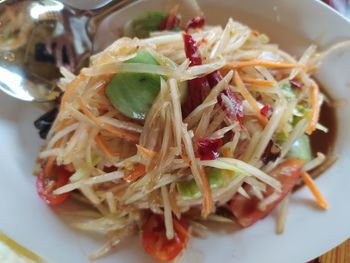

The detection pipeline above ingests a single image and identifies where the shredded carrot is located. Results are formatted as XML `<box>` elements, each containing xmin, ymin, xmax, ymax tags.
<box><xmin>44</xmin><ymin>156</ymin><xmax>56</xmax><ymax>177</ymax></box>
<box><xmin>225</xmin><ymin>60</ymin><xmax>306</xmax><ymax>70</ymax></box>
<box><xmin>78</xmin><ymin>97</ymin><xmax>139</xmax><ymax>143</ymax></box>
<box><xmin>252</xmin><ymin>30</ymin><xmax>261</xmax><ymax>37</ymax></box>
<box><xmin>234</xmin><ymin>71</ymin><xmax>269</xmax><ymax>126</ymax></box>
<box><xmin>199</xmin><ymin>167</ymin><xmax>213</xmax><ymax>218</ymax></box>
<box><xmin>306</xmin><ymin>80</ymin><xmax>320</xmax><ymax>135</ymax></box>
<box><xmin>123</xmin><ymin>164</ymin><xmax>146</xmax><ymax>182</ymax></box>
<box><xmin>221</xmin><ymin>147</ymin><xmax>232</xmax><ymax>158</ymax></box>
<box><xmin>181</xmin><ymin>145</ymin><xmax>191</xmax><ymax>165</ymax></box>
<box><xmin>95</xmin><ymin>134</ymin><xmax>115</xmax><ymax>159</ymax></box>
<box><xmin>96</xmin><ymin>104</ymin><xmax>115</xmax><ymax>113</ymax></box>
<box><xmin>302</xmin><ymin>172</ymin><xmax>329</xmax><ymax>209</ymax></box>
<box><xmin>60</xmin><ymin>75</ymin><xmax>86</xmax><ymax>112</ymax></box>
<box><xmin>97</xmin><ymin>86</ymin><xmax>106</xmax><ymax>94</ymax></box>
<box><xmin>219</xmin><ymin>68</ymin><xmax>230</xmax><ymax>77</ymax></box>
<box><xmin>136</xmin><ymin>145</ymin><xmax>156</xmax><ymax>160</ymax></box>
<box><xmin>173</xmin><ymin>216</ymin><xmax>188</xmax><ymax>238</ymax></box>
<box><xmin>62</xmin><ymin>75</ymin><xmax>111</xmax><ymax>111</ymax></box>
<box><xmin>241</xmin><ymin>77</ymin><xmax>274</xmax><ymax>87</ymax></box>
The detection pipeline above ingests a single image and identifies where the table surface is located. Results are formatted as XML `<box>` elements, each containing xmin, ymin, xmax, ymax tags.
<box><xmin>311</xmin><ymin>239</ymin><xmax>350</xmax><ymax>263</ymax></box>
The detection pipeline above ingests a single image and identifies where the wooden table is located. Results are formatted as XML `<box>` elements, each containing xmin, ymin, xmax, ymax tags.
<box><xmin>310</xmin><ymin>239</ymin><xmax>350</xmax><ymax>262</ymax></box>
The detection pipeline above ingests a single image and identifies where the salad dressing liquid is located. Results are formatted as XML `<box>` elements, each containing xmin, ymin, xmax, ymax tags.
<box><xmin>294</xmin><ymin>86</ymin><xmax>337</xmax><ymax>191</ymax></box>
<box><xmin>310</xmin><ymin>98</ymin><xmax>337</xmax><ymax>159</ymax></box>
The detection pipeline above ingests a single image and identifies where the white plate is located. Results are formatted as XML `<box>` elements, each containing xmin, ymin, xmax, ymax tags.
<box><xmin>1</xmin><ymin>0</ymin><xmax>350</xmax><ymax>262</ymax></box>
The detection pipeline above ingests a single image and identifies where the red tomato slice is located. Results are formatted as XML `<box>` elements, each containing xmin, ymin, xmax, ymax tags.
<box><xmin>229</xmin><ymin>159</ymin><xmax>304</xmax><ymax>227</ymax></box>
<box><xmin>142</xmin><ymin>214</ymin><xmax>188</xmax><ymax>262</ymax></box>
<box><xmin>36</xmin><ymin>165</ymin><xmax>72</xmax><ymax>206</ymax></box>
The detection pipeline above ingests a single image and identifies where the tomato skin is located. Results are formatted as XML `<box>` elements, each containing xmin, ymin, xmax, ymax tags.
<box><xmin>36</xmin><ymin>166</ymin><xmax>72</xmax><ymax>206</ymax></box>
<box><xmin>229</xmin><ymin>159</ymin><xmax>304</xmax><ymax>227</ymax></box>
<box><xmin>142</xmin><ymin>214</ymin><xmax>188</xmax><ymax>262</ymax></box>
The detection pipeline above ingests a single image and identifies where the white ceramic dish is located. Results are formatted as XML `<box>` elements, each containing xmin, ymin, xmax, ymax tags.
<box><xmin>1</xmin><ymin>0</ymin><xmax>350</xmax><ymax>262</ymax></box>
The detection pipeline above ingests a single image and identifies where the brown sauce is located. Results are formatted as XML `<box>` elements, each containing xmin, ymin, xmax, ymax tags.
<box><xmin>309</xmin><ymin>100</ymin><xmax>337</xmax><ymax>159</ymax></box>
<box><xmin>309</xmin><ymin>85</ymin><xmax>338</xmax><ymax>179</ymax></box>
<box><xmin>294</xmin><ymin>85</ymin><xmax>338</xmax><ymax>191</ymax></box>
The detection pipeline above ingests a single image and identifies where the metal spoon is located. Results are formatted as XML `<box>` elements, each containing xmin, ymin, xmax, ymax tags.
<box><xmin>0</xmin><ymin>0</ymin><xmax>134</xmax><ymax>102</ymax></box>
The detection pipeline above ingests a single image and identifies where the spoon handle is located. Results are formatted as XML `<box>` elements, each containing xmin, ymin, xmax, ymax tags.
<box><xmin>86</xmin><ymin>0</ymin><xmax>137</xmax><ymax>38</ymax></box>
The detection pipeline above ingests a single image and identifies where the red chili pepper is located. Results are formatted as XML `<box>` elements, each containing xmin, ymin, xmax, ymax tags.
<box><xmin>181</xmin><ymin>35</ymin><xmax>244</xmax><ymax>122</ymax></box>
<box><xmin>183</xmin><ymin>33</ymin><xmax>203</xmax><ymax>66</ymax></box>
<box><xmin>260</xmin><ymin>104</ymin><xmax>270</xmax><ymax>117</ymax></box>
<box><xmin>208</xmin><ymin>70</ymin><xmax>244</xmax><ymax>125</ymax></box>
<box><xmin>182</xmin><ymin>33</ymin><xmax>211</xmax><ymax>117</ymax></box>
<box><xmin>217</xmin><ymin>88</ymin><xmax>244</xmax><ymax>125</ymax></box>
<box><xmin>289</xmin><ymin>80</ymin><xmax>302</xmax><ymax>90</ymax></box>
<box><xmin>197</xmin><ymin>138</ymin><xmax>223</xmax><ymax>160</ymax></box>
<box><xmin>207</xmin><ymin>70</ymin><xmax>223</xmax><ymax>88</ymax></box>
<box><xmin>160</xmin><ymin>14</ymin><xmax>181</xmax><ymax>30</ymax></box>
<box><xmin>185</xmin><ymin>16</ymin><xmax>206</xmax><ymax>31</ymax></box>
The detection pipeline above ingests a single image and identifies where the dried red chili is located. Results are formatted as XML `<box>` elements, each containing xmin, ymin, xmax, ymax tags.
<box><xmin>182</xmin><ymin>33</ymin><xmax>211</xmax><ymax>117</ymax></box>
<box><xmin>185</xmin><ymin>16</ymin><xmax>205</xmax><ymax>31</ymax></box>
<box><xmin>217</xmin><ymin>88</ymin><xmax>244</xmax><ymax>125</ymax></box>
<box><xmin>197</xmin><ymin>138</ymin><xmax>223</xmax><ymax>160</ymax></box>
<box><xmin>260</xmin><ymin>104</ymin><xmax>270</xmax><ymax>117</ymax></box>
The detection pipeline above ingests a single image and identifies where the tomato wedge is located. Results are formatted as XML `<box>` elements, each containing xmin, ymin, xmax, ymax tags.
<box><xmin>229</xmin><ymin>159</ymin><xmax>304</xmax><ymax>227</ymax></box>
<box><xmin>36</xmin><ymin>165</ymin><xmax>72</xmax><ymax>206</ymax></box>
<box><xmin>142</xmin><ymin>214</ymin><xmax>189</xmax><ymax>262</ymax></box>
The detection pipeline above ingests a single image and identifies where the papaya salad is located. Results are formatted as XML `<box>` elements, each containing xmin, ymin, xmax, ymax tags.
<box><xmin>35</xmin><ymin>6</ymin><xmax>331</xmax><ymax>262</ymax></box>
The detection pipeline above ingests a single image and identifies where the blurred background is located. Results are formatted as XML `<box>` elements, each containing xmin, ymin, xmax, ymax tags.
<box><xmin>323</xmin><ymin>0</ymin><xmax>350</xmax><ymax>17</ymax></box>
